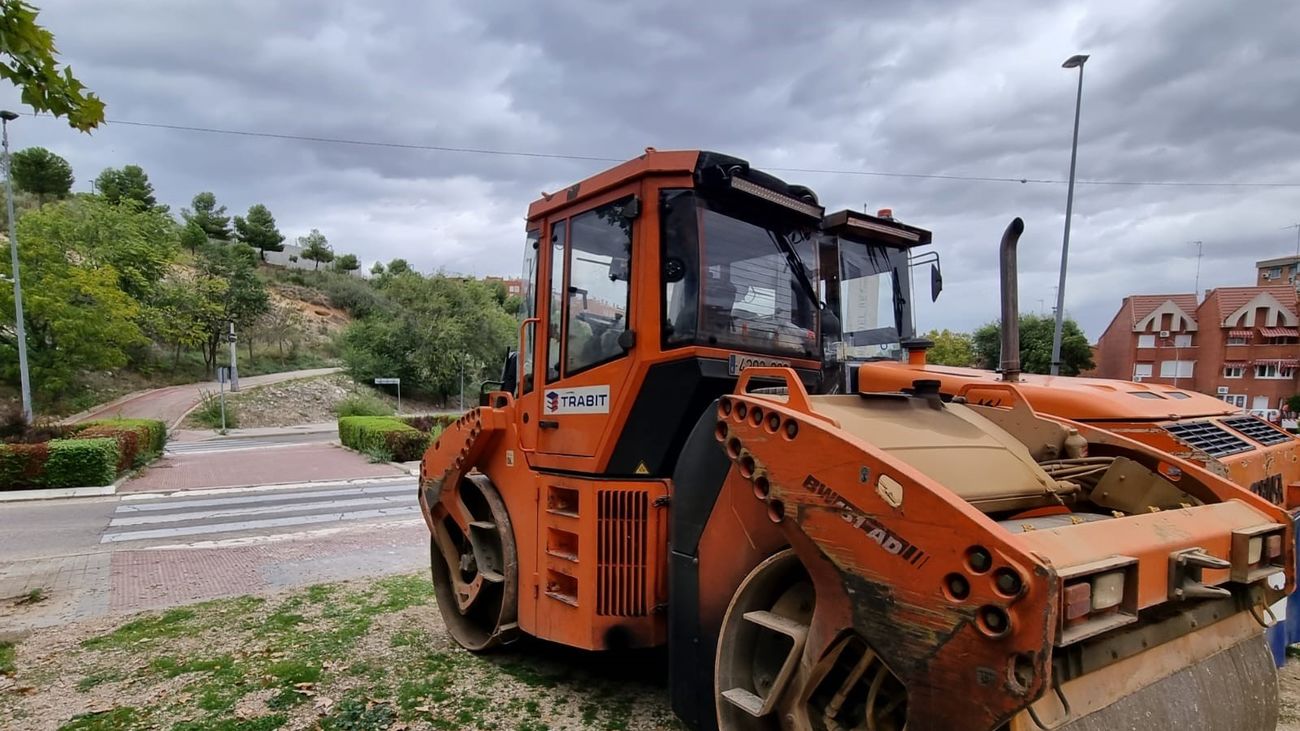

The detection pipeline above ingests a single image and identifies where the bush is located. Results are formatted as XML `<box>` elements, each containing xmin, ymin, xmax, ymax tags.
<box><xmin>41</xmin><ymin>438</ymin><xmax>119</xmax><ymax>488</ymax></box>
<box><xmin>337</xmin><ymin>416</ymin><xmax>430</xmax><ymax>462</ymax></box>
<box><xmin>335</xmin><ymin>393</ymin><xmax>392</xmax><ymax>418</ymax></box>
<box><xmin>192</xmin><ymin>390</ymin><xmax>238</xmax><ymax>429</ymax></box>
<box><xmin>399</xmin><ymin>414</ymin><xmax>456</xmax><ymax>433</ymax></box>
<box><xmin>75</xmin><ymin>418</ymin><xmax>167</xmax><ymax>470</ymax></box>
<box><xmin>320</xmin><ymin>274</ymin><xmax>386</xmax><ymax>318</ymax></box>
<box><xmin>0</xmin><ymin>443</ymin><xmax>49</xmax><ymax>489</ymax></box>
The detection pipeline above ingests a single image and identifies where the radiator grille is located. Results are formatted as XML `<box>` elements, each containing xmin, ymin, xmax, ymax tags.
<box><xmin>1221</xmin><ymin>416</ymin><xmax>1295</xmax><ymax>447</ymax></box>
<box><xmin>1164</xmin><ymin>420</ymin><xmax>1253</xmax><ymax>458</ymax></box>
<box><xmin>597</xmin><ymin>490</ymin><xmax>649</xmax><ymax>617</ymax></box>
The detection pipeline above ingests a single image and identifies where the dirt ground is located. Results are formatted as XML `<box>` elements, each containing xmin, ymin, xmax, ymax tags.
<box><xmin>0</xmin><ymin>574</ymin><xmax>680</xmax><ymax>731</ymax></box>
<box><xmin>182</xmin><ymin>374</ymin><xmax>439</xmax><ymax>429</ymax></box>
<box><xmin>4</xmin><ymin>579</ymin><xmax>1300</xmax><ymax>730</ymax></box>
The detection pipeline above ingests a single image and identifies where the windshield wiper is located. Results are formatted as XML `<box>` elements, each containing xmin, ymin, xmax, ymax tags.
<box><xmin>768</xmin><ymin>230</ymin><xmax>823</xmax><ymax>310</ymax></box>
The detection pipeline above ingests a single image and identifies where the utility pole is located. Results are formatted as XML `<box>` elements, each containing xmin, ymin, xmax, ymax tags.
<box><xmin>1</xmin><ymin>110</ymin><xmax>31</xmax><ymax>424</ymax></box>
<box><xmin>1051</xmin><ymin>53</ymin><xmax>1090</xmax><ymax>376</ymax></box>
<box><xmin>459</xmin><ymin>357</ymin><xmax>465</xmax><ymax>412</ymax></box>
<box><xmin>228</xmin><ymin>321</ymin><xmax>240</xmax><ymax>392</ymax></box>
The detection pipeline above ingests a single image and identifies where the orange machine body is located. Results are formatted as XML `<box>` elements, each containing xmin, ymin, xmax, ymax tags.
<box><xmin>857</xmin><ymin>360</ymin><xmax>1300</xmax><ymax>507</ymax></box>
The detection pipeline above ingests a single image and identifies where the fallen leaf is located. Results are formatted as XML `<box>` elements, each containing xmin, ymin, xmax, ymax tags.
<box><xmin>314</xmin><ymin>696</ymin><xmax>335</xmax><ymax>714</ymax></box>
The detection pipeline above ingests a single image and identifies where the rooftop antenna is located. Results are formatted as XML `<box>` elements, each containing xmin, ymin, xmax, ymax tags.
<box><xmin>1190</xmin><ymin>240</ymin><xmax>1203</xmax><ymax>300</ymax></box>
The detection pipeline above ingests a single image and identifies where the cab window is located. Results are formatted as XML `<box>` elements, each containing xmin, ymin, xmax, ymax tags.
<box><xmin>566</xmin><ymin>197</ymin><xmax>633</xmax><ymax>374</ymax></box>
<box><xmin>546</xmin><ymin>221</ymin><xmax>567</xmax><ymax>382</ymax></box>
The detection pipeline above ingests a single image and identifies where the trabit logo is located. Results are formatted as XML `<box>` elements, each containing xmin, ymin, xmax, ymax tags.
<box><xmin>546</xmin><ymin>391</ymin><xmax>559</xmax><ymax>412</ymax></box>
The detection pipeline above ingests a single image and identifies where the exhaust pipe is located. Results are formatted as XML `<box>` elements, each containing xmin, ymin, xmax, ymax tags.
<box><xmin>999</xmin><ymin>218</ymin><xmax>1025</xmax><ymax>383</ymax></box>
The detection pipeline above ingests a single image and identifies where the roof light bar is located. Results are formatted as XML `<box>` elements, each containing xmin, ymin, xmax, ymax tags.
<box><xmin>846</xmin><ymin>217</ymin><xmax>922</xmax><ymax>242</ymax></box>
<box><xmin>728</xmin><ymin>176</ymin><xmax>824</xmax><ymax>219</ymax></box>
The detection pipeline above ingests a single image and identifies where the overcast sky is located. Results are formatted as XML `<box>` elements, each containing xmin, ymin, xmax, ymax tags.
<box><xmin>5</xmin><ymin>0</ymin><xmax>1298</xmax><ymax>338</ymax></box>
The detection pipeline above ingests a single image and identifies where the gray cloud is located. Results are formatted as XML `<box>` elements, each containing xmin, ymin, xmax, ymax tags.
<box><xmin>3</xmin><ymin>0</ymin><xmax>1298</xmax><ymax>338</ymax></box>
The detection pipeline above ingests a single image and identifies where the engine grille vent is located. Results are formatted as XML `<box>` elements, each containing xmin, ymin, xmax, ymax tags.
<box><xmin>597</xmin><ymin>490</ymin><xmax>649</xmax><ymax>617</ymax></box>
<box><xmin>1164</xmin><ymin>420</ymin><xmax>1253</xmax><ymax>458</ymax></box>
<box><xmin>1221</xmin><ymin>416</ymin><xmax>1295</xmax><ymax>447</ymax></box>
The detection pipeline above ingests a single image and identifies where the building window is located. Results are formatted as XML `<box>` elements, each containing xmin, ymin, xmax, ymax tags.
<box><xmin>1270</xmin><ymin>267</ymin><xmax>1282</xmax><ymax>278</ymax></box>
<box><xmin>1222</xmin><ymin>394</ymin><xmax>1247</xmax><ymax>408</ymax></box>
<box><xmin>1268</xmin><ymin>336</ymin><xmax>1299</xmax><ymax>345</ymax></box>
<box><xmin>1159</xmin><ymin>360</ymin><xmax>1194</xmax><ymax>378</ymax></box>
<box><xmin>1173</xmin><ymin>333</ymin><xmax>1193</xmax><ymax>347</ymax></box>
<box><xmin>1254</xmin><ymin>363</ymin><xmax>1296</xmax><ymax>379</ymax></box>
<box><xmin>1133</xmin><ymin>363</ymin><xmax>1153</xmax><ymax>379</ymax></box>
<box><xmin>1223</xmin><ymin>365</ymin><xmax>1244</xmax><ymax>379</ymax></box>
<box><xmin>1137</xmin><ymin>334</ymin><xmax>1156</xmax><ymax>348</ymax></box>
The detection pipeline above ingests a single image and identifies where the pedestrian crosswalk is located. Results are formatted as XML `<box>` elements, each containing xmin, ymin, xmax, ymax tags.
<box><xmin>165</xmin><ymin>433</ymin><xmax>335</xmax><ymax>454</ymax></box>
<box><xmin>102</xmin><ymin>478</ymin><xmax>421</xmax><ymax>544</ymax></box>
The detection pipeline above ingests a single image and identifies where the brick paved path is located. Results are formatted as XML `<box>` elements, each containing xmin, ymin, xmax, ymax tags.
<box><xmin>121</xmin><ymin>442</ymin><xmax>405</xmax><ymax>492</ymax></box>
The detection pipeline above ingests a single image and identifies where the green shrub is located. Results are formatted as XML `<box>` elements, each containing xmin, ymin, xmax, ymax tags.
<box><xmin>0</xmin><ymin>443</ymin><xmax>50</xmax><ymax>489</ymax></box>
<box><xmin>399</xmin><ymin>414</ymin><xmax>457</xmax><ymax>432</ymax></box>
<box><xmin>74</xmin><ymin>418</ymin><xmax>167</xmax><ymax>470</ymax></box>
<box><xmin>335</xmin><ymin>393</ymin><xmax>392</xmax><ymax>418</ymax></box>
<box><xmin>337</xmin><ymin>416</ymin><xmax>430</xmax><ymax>462</ymax></box>
<box><xmin>42</xmin><ymin>438</ymin><xmax>119</xmax><ymax>488</ymax></box>
<box><xmin>192</xmin><ymin>390</ymin><xmax>238</xmax><ymax>429</ymax></box>
<box><xmin>80</xmin><ymin>418</ymin><xmax>167</xmax><ymax>455</ymax></box>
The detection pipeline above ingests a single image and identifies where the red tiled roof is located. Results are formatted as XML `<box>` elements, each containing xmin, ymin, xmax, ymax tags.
<box><xmin>1209</xmin><ymin>285</ymin><xmax>1299</xmax><ymax>320</ymax></box>
<box><xmin>1127</xmin><ymin>294</ymin><xmax>1198</xmax><ymax>325</ymax></box>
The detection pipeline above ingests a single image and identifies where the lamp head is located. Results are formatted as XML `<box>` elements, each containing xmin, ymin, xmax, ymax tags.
<box><xmin>1062</xmin><ymin>54</ymin><xmax>1090</xmax><ymax>69</ymax></box>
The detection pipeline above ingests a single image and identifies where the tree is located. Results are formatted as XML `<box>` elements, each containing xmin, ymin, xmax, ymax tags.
<box><xmin>298</xmin><ymin>229</ymin><xmax>333</xmax><ymax>270</ymax></box>
<box><xmin>17</xmin><ymin>196</ymin><xmax>176</xmax><ymax>303</ymax></box>
<box><xmin>181</xmin><ymin>192</ymin><xmax>231</xmax><ymax>241</ymax></box>
<box><xmin>180</xmin><ymin>219</ymin><xmax>207</xmax><ymax>254</ymax></box>
<box><xmin>195</xmin><ymin>244</ymin><xmax>269</xmax><ymax>370</ymax></box>
<box><xmin>387</xmin><ymin>258</ymin><xmax>411</xmax><ymax>275</ymax></box>
<box><xmin>972</xmin><ymin>314</ymin><xmax>1094</xmax><ymax>376</ymax></box>
<box><xmin>95</xmin><ymin>165</ymin><xmax>157</xmax><ymax>209</ymax></box>
<box><xmin>249</xmin><ymin>302</ymin><xmax>306</xmax><ymax>358</ymax></box>
<box><xmin>924</xmin><ymin>329</ymin><xmax>977</xmax><ymax>367</ymax></box>
<box><xmin>152</xmin><ymin>271</ymin><xmax>228</xmax><ymax>366</ymax></box>
<box><xmin>369</xmin><ymin>261</ymin><xmax>385</xmax><ymax>276</ymax></box>
<box><xmin>334</xmin><ymin>253</ymin><xmax>360</xmax><ymax>273</ymax></box>
<box><xmin>233</xmin><ymin>203</ymin><xmax>285</xmax><ymax>261</ymax></box>
<box><xmin>341</xmin><ymin>275</ymin><xmax>514</xmax><ymax>403</ymax></box>
<box><xmin>0</xmin><ymin>203</ymin><xmax>145</xmax><ymax>401</ymax></box>
<box><xmin>11</xmin><ymin>146</ymin><xmax>72</xmax><ymax>200</ymax></box>
<box><xmin>0</xmin><ymin>1</ymin><xmax>104</xmax><ymax>131</ymax></box>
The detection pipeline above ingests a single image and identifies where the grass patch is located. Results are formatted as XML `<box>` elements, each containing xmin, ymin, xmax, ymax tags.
<box><xmin>75</xmin><ymin>667</ymin><xmax>125</xmax><ymax>691</ymax></box>
<box><xmin>0</xmin><ymin>640</ymin><xmax>14</xmax><ymax>675</ymax></box>
<box><xmin>172</xmin><ymin>715</ymin><xmax>287</xmax><ymax>731</ymax></box>
<box><xmin>192</xmin><ymin>389</ymin><xmax>238</xmax><ymax>430</ymax></box>
<box><xmin>335</xmin><ymin>393</ymin><xmax>392</xmax><ymax>418</ymax></box>
<box><xmin>57</xmin><ymin>707</ymin><xmax>143</xmax><ymax>731</ymax></box>
<box><xmin>81</xmin><ymin>606</ymin><xmax>197</xmax><ymax>650</ymax></box>
<box><xmin>321</xmin><ymin>696</ymin><xmax>397</xmax><ymax>731</ymax></box>
<box><xmin>17</xmin><ymin>587</ymin><xmax>48</xmax><ymax>605</ymax></box>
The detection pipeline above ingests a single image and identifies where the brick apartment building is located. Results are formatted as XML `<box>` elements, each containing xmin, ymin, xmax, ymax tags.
<box><xmin>1094</xmin><ymin>283</ymin><xmax>1299</xmax><ymax>412</ymax></box>
<box><xmin>1257</xmin><ymin>254</ymin><xmax>1300</xmax><ymax>287</ymax></box>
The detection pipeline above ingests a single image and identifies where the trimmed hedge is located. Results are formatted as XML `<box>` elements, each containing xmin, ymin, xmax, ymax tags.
<box><xmin>0</xmin><ymin>438</ymin><xmax>120</xmax><ymax>489</ymax></box>
<box><xmin>74</xmin><ymin>418</ymin><xmax>167</xmax><ymax>471</ymax></box>
<box><xmin>338</xmin><ymin>416</ymin><xmax>431</xmax><ymax>462</ymax></box>
<box><xmin>0</xmin><ymin>443</ymin><xmax>50</xmax><ymax>489</ymax></box>
<box><xmin>399</xmin><ymin>414</ymin><xmax>457</xmax><ymax>433</ymax></box>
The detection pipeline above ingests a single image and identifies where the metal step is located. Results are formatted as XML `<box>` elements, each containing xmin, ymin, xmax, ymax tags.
<box><xmin>720</xmin><ymin>688</ymin><xmax>766</xmax><ymax>717</ymax></box>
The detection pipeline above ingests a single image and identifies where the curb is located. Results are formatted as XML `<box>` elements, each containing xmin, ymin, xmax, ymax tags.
<box><xmin>0</xmin><ymin>473</ymin><xmax>130</xmax><ymax>503</ymax></box>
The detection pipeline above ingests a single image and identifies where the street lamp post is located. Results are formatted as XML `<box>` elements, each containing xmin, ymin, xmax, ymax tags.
<box><xmin>1050</xmin><ymin>53</ymin><xmax>1089</xmax><ymax>376</ymax></box>
<box><xmin>1</xmin><ymin>110</ymin><xmax>32</xmax><ymax>423</ymax></box>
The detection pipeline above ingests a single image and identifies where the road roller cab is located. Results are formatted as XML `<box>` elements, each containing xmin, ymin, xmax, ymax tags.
<box><xmin>418</xmin><ymin>150</ymin><xmax>1293</xmax><ymax>731</ymax></box>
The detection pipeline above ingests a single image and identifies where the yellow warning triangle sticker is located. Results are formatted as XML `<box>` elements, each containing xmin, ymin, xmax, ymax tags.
<box><xmin>634</xmin><ymin>461</ymin><xmax>650</xmax><ymax>475</ymax></box>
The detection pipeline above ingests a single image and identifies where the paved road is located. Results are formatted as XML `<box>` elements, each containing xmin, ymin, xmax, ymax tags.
<box><xmin>71</xmin><ymin>367</ymin><xmax>341</xmax><ymax>427</ymax></box>
<box><xmin>0</xmin><ymin>474</ymin><xmax>426</xmax><ymax>630</ymax></box>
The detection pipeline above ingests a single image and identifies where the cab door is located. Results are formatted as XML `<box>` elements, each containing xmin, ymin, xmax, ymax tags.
<box><xmin>533</xmin><ymin>192</ymin><xmax>639</xmax><ymax>458</ymax></box>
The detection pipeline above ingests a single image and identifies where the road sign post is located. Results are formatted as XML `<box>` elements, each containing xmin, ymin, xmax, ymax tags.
<box><xmin>374</xmin><ymin>377</ymin><xmax>401</xmax><ymax>413</ymax></box>
<box><xmin>217</xmin><ymin>366</ymin><xmax>229</xmax><ymax>433</ymax></box>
